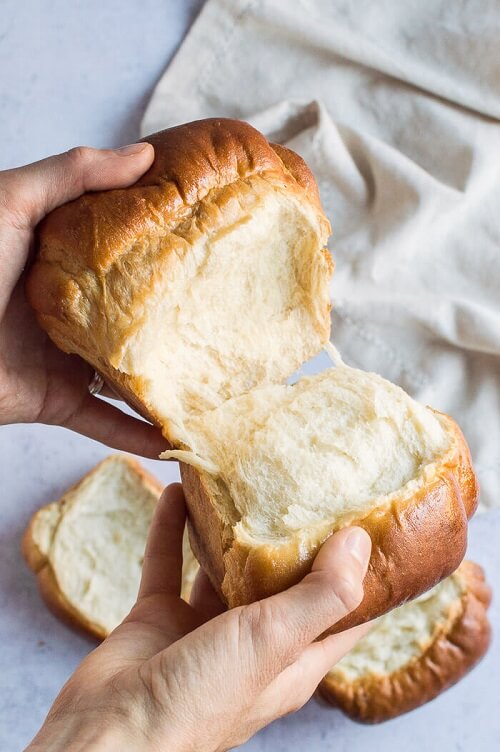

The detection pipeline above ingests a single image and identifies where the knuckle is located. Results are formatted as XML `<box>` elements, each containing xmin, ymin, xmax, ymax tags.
<box><xmin>0</xmin><ymin>175</ymin><xmax>29</xmax><ymax>228</ymax></box>
<box><xmin>65</xmin><ymin>145</ymin><xmax>94</xmax><ymax>169</ymax></box>
<box><xmin>239</xmin><ymin>601</ymin><xmax>295</xmax><ymax>670</ymax></box>
<box><xmin>256</xmin><ymin>600</ymin><xmax>307</xmax><ymax>656</ymax></box>
<box><xmin>239</xmin><ymin>601</ymin><xmax>271</xmax><ymax>646</ymax></box>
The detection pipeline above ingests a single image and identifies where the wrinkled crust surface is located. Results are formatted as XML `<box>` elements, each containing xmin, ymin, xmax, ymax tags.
<box><xmin>318</xmin><ymin>561</ymin><xmax>491</xmax><ymax>723</ymax></box>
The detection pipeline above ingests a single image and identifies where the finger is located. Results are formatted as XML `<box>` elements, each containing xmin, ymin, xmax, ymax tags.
<box><xmin>32</xmin><ymin>351</ymin><xmax>166</xmax><ymax>457</ymax></box>
<box><xmin>287</xmin><ymin>620</ymin><xmax>372</xmax><ymax>692</ymax></box>
<box><xmin>1</xmin><ymin>142</ymin><xmax>155</xmax><ymax>227</ymax></box>
<box><xmin>54</xmin><ymin>391</ymin><xmax>167</xmax><ymax>459</ymax></box>
<box><xmin>138</xmin><ymin>484</ymin><xmax>186</xmax><ymax>600</ymax></box>
<box><xmin>239</xmin><ymin>527</ymin><xmax>371</xmax><ymax>679</ymax></box>
<box><xmin>259</xmin><ymin>621</ymin><xmax>372</xmax><ymax>718</ymax></box>
<box><xmin>190</xmin><ymin>568</ymin><xmax>227</xmax><ymax>621</ymax></box>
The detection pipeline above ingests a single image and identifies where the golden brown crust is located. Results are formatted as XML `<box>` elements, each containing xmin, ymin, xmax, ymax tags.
<box><xmin>270</xmin><ymin>143</ymin><xmax>322</xmax><ymax>209</ymax></box>
<box><xmin>26</xmin><ymin>119</ymin><xmax>330</xmax><ymax>441</ymax></box>
<box><xmin>34</xmin><ymin>120</ymin><xmax>303</xmax><ymax>278</ymax></box>
<box><xmin>35</xmin><ymin>566</ymin><xmax>106</xmax><ymax>641</ymax></box>
<box><xmin>181</xmin><ymin>415</ymin><xmax>478</xmax><ymax>634</ymax></box>
<box><xmin>22</xmin><ymin>455</ymin><xmax>163</xmax><ymax>640</ymax></box>
<box><xmin>22</xmin><ymin>516</ymin><xmax>50</xmax><ymax>574</ymax></box>
<box><xmin>318</xmin><ymin>561</ymin><xmax>492</xmax><ymax>723</ymax></box>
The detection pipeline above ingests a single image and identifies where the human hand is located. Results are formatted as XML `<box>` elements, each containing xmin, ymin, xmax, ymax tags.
<box><xmin>0</xmin><ymin>143</ymin><xmax>166</xmax><ymax>456</ymax></box>
<box><xmin>27</xmin><ymin>484</ymin><xmax>372</xmax><ymax>752</ymax></box>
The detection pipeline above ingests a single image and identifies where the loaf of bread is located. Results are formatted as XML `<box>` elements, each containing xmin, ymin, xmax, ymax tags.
<box><xmin>27</xmin><ymin>118</ymin><xmax>478</xmax><ymax>633</ymax></box>
<box><xmin>319</xmin><ymin>560</ymin><xmax>491</xmax><ymax>723</ymax></box>
<box><xmin>22</xmin><ymin>455</ymin><xmax>198</xmax><ymax>638</ymax></box>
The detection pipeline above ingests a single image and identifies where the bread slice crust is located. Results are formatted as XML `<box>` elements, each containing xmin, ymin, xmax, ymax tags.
<box><xmin>181</xmin><ymin>413</ymin><xmax>478</xmax><ymax>633</ymax></box>
<box><xmin>318</xmin><ymin>560</ymin><xmax>491</xmax><ymax>723</ymax></box>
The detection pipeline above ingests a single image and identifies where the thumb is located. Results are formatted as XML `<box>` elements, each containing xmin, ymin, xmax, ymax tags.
<box><xmin>239</xmin><ymin>527</ymin><xmax>371</xmax><ymax>679</ymax></box>
<box><xmin>0</xmin><ymin>142</ymin><xmax>154</xmax><ymax>227</ymax></box>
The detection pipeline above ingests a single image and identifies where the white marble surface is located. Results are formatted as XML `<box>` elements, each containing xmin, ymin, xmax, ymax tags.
<box><xmin>0</xmin><ymin>2</ymin><xmax>498</xmax><ymax>750</ymax></box>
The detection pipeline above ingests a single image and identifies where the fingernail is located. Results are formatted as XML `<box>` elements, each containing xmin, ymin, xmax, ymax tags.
<box><xmin>113</xmin><ymin>142</ymin><xmax>149</xmax><ymax>156</ymax></box>
<box><xmin>343</xmin><ymin>527</ymin><xmax>371</xmax><ymax>567</ymax></box>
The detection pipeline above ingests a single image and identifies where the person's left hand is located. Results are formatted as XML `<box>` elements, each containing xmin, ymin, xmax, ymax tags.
<box><xmin>27</xmin><ymin>484</ymin><xmax>372</xmax><ymax>752</ymax></box>
<box><xmin>0</xmin><ymin>143</ymin><xmax>166</xmax><ymax>456</ymax></box>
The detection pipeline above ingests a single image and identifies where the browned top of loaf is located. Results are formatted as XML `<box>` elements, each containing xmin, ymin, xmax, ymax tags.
<box><xmin>30</xmin><ymin>118</ymin><xmax>322</xmax><ymax>281</ymax></box>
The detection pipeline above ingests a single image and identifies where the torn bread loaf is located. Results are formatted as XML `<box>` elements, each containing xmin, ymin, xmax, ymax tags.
<box><xmin>22</xmin><ymin>455</ymin><xmax>198</xmax><ymax>639</ymax></box>
<box><xmin>319</xmin><ymin>560</ymin><xmax>491</xmax><ymax>723</ymax></box>
<box><xmin>27</xmin><ymin>118</ymin><xmax>478</xmax><ymax>633</ymax></box>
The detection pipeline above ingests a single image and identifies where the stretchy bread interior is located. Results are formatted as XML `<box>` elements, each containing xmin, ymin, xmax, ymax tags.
<box><xmin>319</xmin><ymin>560</ymin><xmax>491</xmax><ymax>722</ymax></box>
<box><xmin>27</xmin><ymin>118</ymin><xmax>478</xmax><ymax>632</ymax></box>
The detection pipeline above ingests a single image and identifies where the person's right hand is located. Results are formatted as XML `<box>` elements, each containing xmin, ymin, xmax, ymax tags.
<box><xmin>28</xmin><ymin>484</ymin><xmax>371</xmax><ymax>752</ymax></box>
<box><xmin>0</xmin><ymin>142</ymin><xmax>166</xmax><ymax>458</ymax></box>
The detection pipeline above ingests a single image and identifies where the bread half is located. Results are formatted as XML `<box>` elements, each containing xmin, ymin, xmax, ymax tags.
<box><xmin>23</xmin><ymin>456</ymin><xmax>177</xmax><ymax>639</ymax></box>
<box><xmin>27</xmin><ymin>119</ymin><xmax>332</xmax><ymax>446</ymax></box>
<box><xmin>167</xmin><ymin>365</ymin><xmax>478</xmax><ymax>632</ymax></box>
<box><xmin>318</xmin><ymin>560</ymin><xmax>491</xmax><ymax>722</ymax></box>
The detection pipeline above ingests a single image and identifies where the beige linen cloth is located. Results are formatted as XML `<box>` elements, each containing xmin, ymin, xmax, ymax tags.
<box><xmin>142</xmin><ymin>0</ymin><xmax>500</xmax><ymax>509</ymax></box>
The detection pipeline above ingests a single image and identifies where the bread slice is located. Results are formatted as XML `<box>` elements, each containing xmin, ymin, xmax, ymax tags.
<box><xmin>26</xmin><ymin>118</ymin><xmax>478</xmax><ymax>633</ymax></box>
<box><xmin>22</xmin><ymin>456</ymin><xmax>198</xmax><ymax>639</ymax></box>
<box><xmin>27</xmin><ymin>119</ymin><xmax>332</xmax><ymax>446</ymax></box>
<box><xmin>319</xmin><ymin>560</ymin><xmax>491</xmax><ymax>723</ymax></box>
